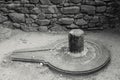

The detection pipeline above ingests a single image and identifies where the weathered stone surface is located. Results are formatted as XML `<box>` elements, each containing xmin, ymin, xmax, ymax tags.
<box><xmin>84</xmin><ymin>0</ymin><xmax>96</xmax><ymax>5</ymax></box>
<box><xmin>70</xmin><ymin>0</ymin><xmax>82</xmax><ymax>4</ymax></box>
<box><xmin>49</xmin><ymin>0</ymin><xmax>65</xmax><ymax>4</ymax></box>
<box><xmin>39</xmin><ymin>26</ymin><xmax>48</xmax><ymax>32</ymax></box>
<box><xmin>30</xmin><ymin>15</ymin><xmax>38</xmax><ymax>20</ymax></box>
<box><xmin>24</xmin><ymin>4</ymin><xmax>35</xmax><ymax>10</ymax></box>
<box><xmin>21</xmin><ymin>23</ymin><xmax>38</xmax><ymax>32</ymax></box>
<box><xmin>9</xmin><ymin>13</ymin><xmax>25</xmax><ymax>23</ymax></box>
<box><xmin>99</xmin><ymin>16</ymin><xmax>107</xmax><ymax>23</ymax></box>
<box><xmin>96</xmin><ymin>6</ymin><xmax>106</xmax><ymax>13</ymax></box>
<box><xmin>15</xmin><ymin>7</ymin><xmax>29</xmax><ymax>14</ymax></box>
<box><xmin>95</xmin><ymin>0</ymin><xmax>106</xmax><ymax>6</ymax></box>
<box><xmin>7</xmin><ymin>3</ymin><xmax>21</xmax><ymax>9</ymax></box>
<box><xmin>50</xmin><ymin>24</ymin><xmax>67</xmax><ymax>31</ymax></box>
<box><xmin>58</xmin><ymin>18</ymin><xmax>74</xmax><ymax>25</ymax></box>
<box><xmin>81</xmin><ymin>5</ymin><xmax>95</xmax><ymax>15</ymax></box>
<box><xmin>61</xmin><ymin>6</ymin><xmax>80</xmax><ymax>14</ymax></box>
<box><xmin>40</xmin><ymin>0</ymin><xmax>52</xmax><ymax>5</ymax></box>
<box><xmin>84</xmin><ymin>15</ymin><xmax>93</xmax><ymax>21</ymax></box>
<box><xmin>0</xmin><ymin>15</ymin><xmax>8</xmax><ymax>23</ymax></box>
<box><xmin>29</xmin><ymin>0</ymin><xmax>39</xmax><ymax>3</ymax></box>
<box><xmin>31</xmin><ymin>7</ymin><xmax>42</xmax><ymax>14</ymax></box>
<box><xmin>36</xmin><ymin>19</ymin><xmax>50</xmax><ymax>26</ymax></box>
<box><xmin>67</xmin><ymin>24</ymin><xmax>79</xmax><ymax>29</ymax></box>
<box><xmin>38</xmin><ymin>13</ymin><xmax>46</xmax><ymax>20</ymax></box>
<box><xmin>26</xmin><ymin>18</ymin><xmax>34</xmax><ymax>24</ymax></box>
<box><xmin>42</xmin><ymin>5</ymin><xmax>58</xmax><ymax>14</ymax></box>
<box><xmin>3</xmin><ymin>21</ymin><xmax>13</xmax><ymax>28</ymax></box>
<box><xmin>75</xmin><ymin>19</ymin><xmax>88</xmax><ymax>26</ymax></box>
<box><xmin>74</xmin><ymin>13</ymin><xmax>84</xmax><ymax>19</ymax></box>
<box><xmin>45</xmin><ymin>14</ymin><xmax>52</xmax><ymax>19</ymax></box>
<box><xmin>88</xmin><ymin>22</ymin><xmax>96</xmax><ymax>28</ymax></box>
<box><xmin>90</xmin><ymin>16</ymin><xmax>99</xmax><ymax>23</ymax></box>
<box><xmin>13</xmin><ymin>23</ymin><xmax>21</xmax><ymax>28</ymax></box>
<box><xmin>21</xmin><ymin>0</ymin><xmax>29</xmax><ymax>3</ymax></box>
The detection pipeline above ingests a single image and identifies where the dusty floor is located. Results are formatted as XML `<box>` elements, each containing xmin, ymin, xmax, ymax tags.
<box><xmin>0</xmin><ymin>29</ymin><xmax>120</xmax><ymax>80</ymax></box>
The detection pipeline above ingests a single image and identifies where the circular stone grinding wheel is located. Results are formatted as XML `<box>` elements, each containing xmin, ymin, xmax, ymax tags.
<box><xmin>11</xmin><ymin>29</ymin><xmax>110</xmax><ymax>75</ymax></box>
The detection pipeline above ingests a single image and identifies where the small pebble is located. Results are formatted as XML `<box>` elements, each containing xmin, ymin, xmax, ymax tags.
<box><xmin>40</xmin><ymin>63</ymin><xmax>43</xmax><ymax>66</ymax></box>
<box><xmin>60</xmin><ymin>74</ymin><xmax>63</xmax><ymax>77</ymax></box>
<box><xmin>3</xmin><ymin>59</ymin><xmax>7</xmax><ymax>63</ymax></box>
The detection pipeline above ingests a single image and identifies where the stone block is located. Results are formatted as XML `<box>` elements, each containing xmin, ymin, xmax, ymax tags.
<box><xmin>36</xmin><ymin>19</ymin><xmax>50</xmax><ymax>26</ymax></box>
<box><xmin>75</xmin><ymin>19</ymin><xmax>88</xmax><ymax>26</ymax></box>
<box><xmin>31</xmin><ymin>7</ymin><xmax>42</xmax><ymax>14</ymax></box>
<box><xmin>29</xmin><ymin>0</ymin><xmax>39</xmax><ymax>3</ymax></box>
<box><xmin>67</xmin><ymin>24</ymin><xmax>79</xmax><ymax>29</ymax></box>
<box><xmin>42</xmin><ymin>5</ymin><xmax>58</xmax><ymax>14</ymax></box>
<box><xmin>15</xmin><ymin>7</ymin><xmax>29</xmax><ymax>13</ymax></box>
<box><xmin>40</xmin><ymin>0</ymin><xmax>52</xmax><ymax>5</ymax></box>
<box><xmin>21</xmin><ymin>0</ymin><xmax>29</xmax><ymax>3</ymax></box>
<box><xmin>9</xmin><ymin>13</ymin><xmax>25</xmax><ymax>23</ymax></box>
<box><xmin>30</xmin><ymin>15</ymin><xmax>38</xmax><ymax>20</ymax></box>
<box><xmin>45</xmin><ymin>14</ymin><xmax>52</xmax><ymax>19</ymax></box>
<box><xmin>90</xmin><ymin>16</ymin><xmax>99</xmax><ymax>23</ymax></box>
<box><xmin>0</xmin><ymin>14</ymin><xmax>8</xmax><ymax>23</ymax></box>
<box><xmin>39</xmin><ymin>26</ymin><xmax>48</xmax><ymax>32</ymax></box>
<box><xmin>49</xmin><ymin>0</ymin><xmax>65</xmax><ymax>4</ymax></box>
<box><xmin>70</xmin><ymin>0</ymin><xmax>82</xmax><ymax>4</ymax></box>
<box><xmin>83</xmin><ymin>15</ymin><xmax>93</xmax><ymax>21</ymax></box>
<box><xmin>61</xmin><ymin>6</ymin><xmax>80</xmax><ymax>14</ymax></box>
<box><xmin>84</xmin><ymin>0</ymin><xmax>96</xmax><ymax>5</ymax></box>
<box><xmin>21</xmin><ymin>23</ymin><xmax>38</xmax><ymax>32</ymax></box>
<box><xmin>95</xmin><ymin>0</ymin><xmax>106</xmax><ymax>6</ymax></box>
<box><xmin>96</xmin><ymin>6</ymin><xmax>106</xmax><ymax>13</ymax></box>
<box><xmin>13</xmin><ymin>23</ymin><xmax>21</xmax><ymax>28</ymax></box>
<box><xmin>81</xmin><ymin>5</ymin><xmax>95</xmax><ymax>15</ymax></box>
<box><xmin>58</xmin><ymin>18</ymin><xmax>74</xmax><ymax>25</ymax></box>
<box><xmin>49</xmin><ymin>24</ymin><xmax>67</xmax><ymax>31</ymax></box>
<box><xmin>38</xmin><ymin>13</ymin><xmax>46</xmax><ymax>20</ymax></box>
<box><xmin>99</xmin><ymin>16</ymin><xmax>107</xmax><ymax>23</ymax></box>
<box><xmin>88</xmin><ymin>22</ymin><xmax>96</xmax><ymax>28</ymax></box>
<box><xmin>74</xmin><ymin>13</ymin><xmax>84</xmax><ymax>19</ymax></box>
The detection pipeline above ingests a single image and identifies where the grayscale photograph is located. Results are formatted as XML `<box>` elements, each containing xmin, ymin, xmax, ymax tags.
<box><xmin>0</xmin><ymin>0</ymin><xmax>119</xmax><ymax>80</ymax></box>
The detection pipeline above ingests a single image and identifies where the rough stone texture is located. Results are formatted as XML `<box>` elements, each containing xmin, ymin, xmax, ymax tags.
<box><xmin>58</xmin><ymin>18</ymin><xmax>74</xmax><ymax>25</ymax></box>
<box><xmin>9</xmin><ymin>13</ymin><xmax>25</xmax><ymax>23</ymax></box>
<box><xmin>67</xmin><ymin>24</ymin><xmax>79</xmax><ymax>29</ymax></box>
<box><xmin>36</xmin><ymin>19</ymin><xmax>50</xmax><ymax>26</ymax></box>
<box><xmin>75</xmin><ymin>19</ymin><xmax>88</xmax><ymax>26</ymax></box>
<box><xmin>39</xmin><ymin>26</ymin><xmax>48</xmax><ymax>32</ymax></box>
<box><xmin>61</xmin><ymin>6</ymin><xmax>80</xmax><ymax>14</ymax></box>
<box><xmin>49</xmin><ymin>0</ymin><xmax>65</xmax><ymax>4</ymax></box>
<box><xmin>81</xmin><ymin>5</ymin><xmax>95</xmax><ymax>15</ymax></box>
<box><xmin>69</xmin><ymin>0</ymin><xmax>82</xmax><ymax>4</ymax></box>
<box><xmin>29</xmin><ymin>0</ymin><xmax>39</xmax><ymax>3</ymax></box>
<box><xmin>0</xmin><ymin>0</ymin><xmax>116</xmax><ymax>31</ymax></box>
<box><xmin>0</xmin><ymin>15</ymin><xmax>8</xmax><ymax>23</ymax></box>
<box><xmin>40</xmin><ymin>0</ymin><xmax>52</xmax><ymax>5</ymax></box>
<box><xmin>96</xmin><ymin>6</ymin><xmax>106</xmax><ymax>13</ymax></box>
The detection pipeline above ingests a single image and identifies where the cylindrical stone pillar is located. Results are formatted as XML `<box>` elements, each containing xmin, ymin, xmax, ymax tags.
<box><xmin>69</xmin><ymin>29</ymin><xmax>84</xmax><ymax>53</ymax></box>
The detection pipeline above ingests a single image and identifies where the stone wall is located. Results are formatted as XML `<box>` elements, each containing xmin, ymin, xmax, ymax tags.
<box><xmin>0</xmin><ymin>0</ymin><xmax>115</xmax><ymax>31</ymax></box>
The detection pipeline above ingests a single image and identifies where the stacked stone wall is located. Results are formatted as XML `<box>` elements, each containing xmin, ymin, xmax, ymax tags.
<box><xmin>0</xmin><ymin>0</ymin><xmax>116</xmax><ymax>31</ymax></box>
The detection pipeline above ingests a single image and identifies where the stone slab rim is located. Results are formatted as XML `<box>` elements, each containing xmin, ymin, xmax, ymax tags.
<box><xmin>11</xmin><ymin>38</ymin><xmax>110</xmax><ymax>75</ymax></box>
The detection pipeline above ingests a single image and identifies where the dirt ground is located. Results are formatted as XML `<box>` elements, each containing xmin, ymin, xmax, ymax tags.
<box><xmin>0</xmin><ymin>28</ymin><xmax>120</xmax><ymax>80</ymax></box>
